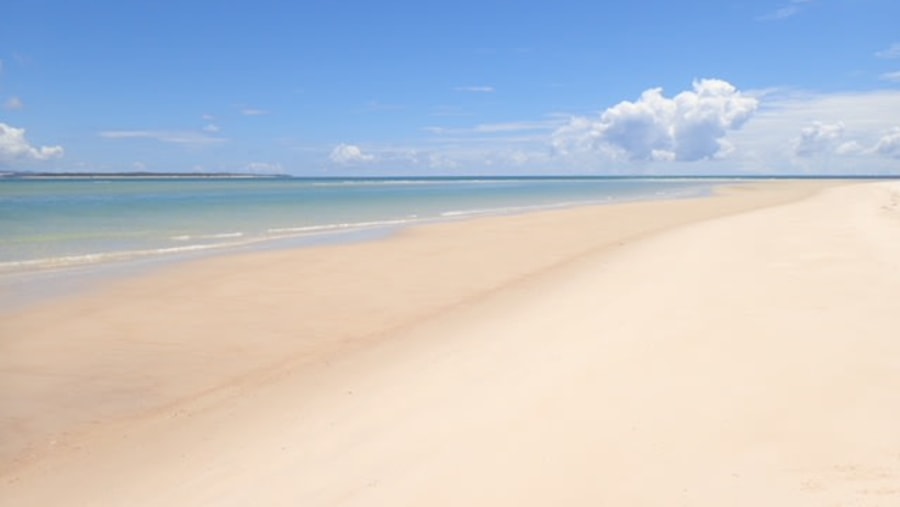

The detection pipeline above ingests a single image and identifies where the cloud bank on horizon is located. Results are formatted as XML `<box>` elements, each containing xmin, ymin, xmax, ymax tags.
<box><xmin>1</xmin><ymin>1</ymin><xmax>899</xmax><ymax>175</ymax></box>
<box><xmin>323</xmin><ymin>80</ymin><xmax>900</xmax><ymax>175</ymax></box>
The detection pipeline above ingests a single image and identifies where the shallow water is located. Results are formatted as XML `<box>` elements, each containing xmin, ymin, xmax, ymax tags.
<box><xmin>0</xmin><ymin>176</ymin><xmax>727</xmax><ymax>311</ymax></box>
<box><xmin>1</xmin><ymin>177</ymin><xmax>718</xmax><ymax>274</ymax></box>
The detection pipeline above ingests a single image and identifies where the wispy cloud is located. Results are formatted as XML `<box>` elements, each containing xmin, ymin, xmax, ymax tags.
<box><xmin>3</xmin><ymin>97</ymin><xmax>24</xmax><ymax>110</ymax></box>
<box><xmin>758</xmin><ymin>0</ymin><xmax>815</xmax><ymax>21</ymax></box>
<box><xmin>425</xmin><ymin>119</ymin><xmax>565</xmax><ymax>136</ymax></box>
<box><xmin>455</xmin><ymin>86</ymin><xmax>495</xmax><ymax>93</ymax></box>
<box><xmin>99</xmin><ymin>130</ymin><xmax>226</xmax><ymax>146</ymax></box>
<box><xmin>876</xmin><ymin>43</ymin><xmax>900</xmax><ymax>60</ymax></box>
<box><xmin>199</xmin><ymin>114</ymin><xmax>221</xmax><ymax>133</ymax></box>
<box><xmin>473</xmin><ymin>121</ymin><xmax>562</xmax><ymax>133</ymax></box>
<box><xmin>364</xmin><ymin>100</ymin><xmax>404</xmax><ymax>112</ymax></box>
<box><xmin>324</xmin><ymin>142</ymin><xmax>550</xmax><ymax>172</ymax></box>
<box><xmin>880</xmin><ymin>71</ymin><xmax>900</xmax><ymax>83</ymax></box>
<box><xmin>240</xmin><ymin>108</ymin><xmax>269</xmax><ymax>116</ymax></box>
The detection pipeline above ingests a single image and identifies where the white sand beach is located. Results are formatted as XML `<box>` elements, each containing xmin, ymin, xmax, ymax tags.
<box><xmin>2</xmin><ymin>180</ymin><xmax>899</xmax><ymax>505</ymax></box>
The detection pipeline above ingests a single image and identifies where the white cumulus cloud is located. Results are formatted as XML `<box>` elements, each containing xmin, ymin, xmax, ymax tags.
<box><xmin>874</xmin><ymin>127</ymin><xmax>900</xmax><ymax>159</ymax></box>
<box><xmin>835</xmin><ymin>141</ymin><xmax>864</xmax><ymax>155</ymax></box>
<box><xmin>329</xmin><ymin>143</ymin><xmax>374</xmax><ymax>164</ymax></box>
<box><xmin>0</xmin><ymin>123</ymin><xmax>64</xmax><ymax>165</ymax></box>
<box><xmin>729</xmin><ymin>89</ymin><xmax>900</xmax><ymax>174</ymax></box>
<box><xmin>552</xmin><ymin>79</ymin><xmax>758</xmax><ymax>162</ymax></box>
<box><xmin>793</xmin><ymin>121</ymin><xmax>845</xmax><ymax>156</ymax></box>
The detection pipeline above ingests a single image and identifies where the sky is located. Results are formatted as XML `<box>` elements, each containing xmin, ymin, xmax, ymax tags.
<box><xmin>1</xmin><ymin>0</ymin><xmax>900</xmax><ymax>176</ymax></box>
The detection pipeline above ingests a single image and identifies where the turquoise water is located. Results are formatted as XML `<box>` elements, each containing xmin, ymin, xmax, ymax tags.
<box><xmin>1</xmin><ymin>176</ymin><xmax>716</xmax><ymax>276</ymax></box>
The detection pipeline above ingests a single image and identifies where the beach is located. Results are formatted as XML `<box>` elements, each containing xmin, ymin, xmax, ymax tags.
<box><xmin>1</xmin><ymin>180</ymin><xmax>899</xmax><ymax>505</ymax></box>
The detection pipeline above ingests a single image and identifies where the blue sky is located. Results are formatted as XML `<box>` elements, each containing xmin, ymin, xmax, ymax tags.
<box><xmin>1</xmin><ymin>0</ymin><xmax>899</xmax><ymax>175</ymax></box>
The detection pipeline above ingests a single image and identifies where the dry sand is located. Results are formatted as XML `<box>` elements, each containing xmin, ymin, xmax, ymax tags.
<box><xmin>1</xmin><ymin>180</ymin><xmax>899</xmax><ymax>505</ymax></box>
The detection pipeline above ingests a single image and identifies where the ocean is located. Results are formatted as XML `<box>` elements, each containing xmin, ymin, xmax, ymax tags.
<box><xmin>0</xmin><ymin>176</ymin><xmax>722</xmax><ymax>305</ymax></box>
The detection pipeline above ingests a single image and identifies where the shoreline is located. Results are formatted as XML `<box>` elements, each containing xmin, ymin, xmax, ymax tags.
<box><xmin>0</xmin><ymin>178</ymin><xmax>831</xmax><ymax>315</ymax></box>
<box><xmin>0</xmin><ymin>182</ymin><xmax>834</xmax><ymax>453</ymax></box>
<box><xmin>4</xmin><ymin>179</ymin><xmax>899</xmax><ymax>505</ymax></box>
<box><xmin>0</xmin><ymin>180</ymin><xmax>829</xmax><ymax>464</ymax></box>
<box><xmin>0</xmin><ymin>177</ymin><xmax>720</xmax><ymax>313</ymax></box>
